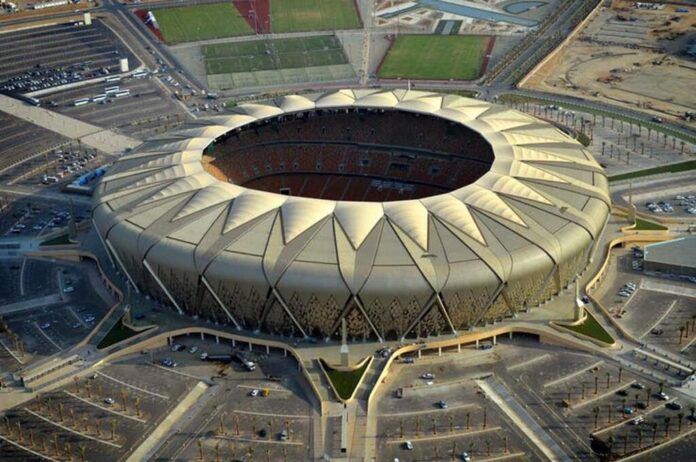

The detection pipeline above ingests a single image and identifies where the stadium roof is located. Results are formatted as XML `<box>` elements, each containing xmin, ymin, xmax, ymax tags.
<box><xmin>644</xmin><ymin>237</ymin><xmax>696</xmax><ymax>269</ymax></box>
<box><xmin>93</xmin><ymin>89</ymin><xmax>610</xmax><ymax>292</ymax></box>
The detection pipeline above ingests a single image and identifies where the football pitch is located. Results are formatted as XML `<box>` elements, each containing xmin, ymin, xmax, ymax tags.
<box><xmin>204</xmin><ymin>35</ymin><xmax>347</xmax><ymax>74</ymax></box>
<box><xmin>155</xmin><ymin>3</ymin><xmax>253</xmax><ymax>44</ymax></box>
<box><xmin>270</xmin><ymin>0</ymin><xmax>361</xmax><ymax>33</ymax></box>
<box><xmin>378</xmin><ymin>35</ymin><xmax>492</xmax><ymax>81</ymax></box>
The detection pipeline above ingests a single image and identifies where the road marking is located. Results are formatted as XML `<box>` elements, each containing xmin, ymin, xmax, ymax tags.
<box><xmin>0</xmin><ymin>433</ymin><xmax>59</xmax><ymax>461</ymax></box>
<box><xmin>543</xmin><ymin>360</ymin><xmax>604</xmax><ymax>388</ymax></box>
<box><xmin>507</xmin><ymin>353</ymin><xmax>551</xmax><ymax>371</ymax></box>
<box><xmin>0</xmin><ymin>337</ymin><xmax>24</xmax><ymax>365</ymax></box>
<box><xmin>569</xmin><ymin>380</ymin><xmax>636</xmax><ymax>411</ymax></box>
<box><xmin>63</xmin><ymin>390</ymin><xmax>147</xmax><ymax>423</ymax></box>
<box><xmin>228</xmin><ymin>409</ymin><xmax>310</xmax><ymax>419</ymax></box>
<box><xmin>640</xmin><ymin>300</ymin><xmax>677</xmax><ymax>339</ymax></box>
<box><xmin>97</xmin><ymin>371</ymin><xmax>169</xmax><ymax>400</ymax></box>
<box><xmin>33</xmin><ymin>321</ymin><xmax>62</xmax><ymax>351</ymax></box>
<box><xmin>23</xmin><ymin>407</ymin><xmax>122</xmax><ymax>448</ymax></box>
<box><xmin>386</xmin><ymin>426</ymin><xmax>502</xmax><ymax>444</ymax></box>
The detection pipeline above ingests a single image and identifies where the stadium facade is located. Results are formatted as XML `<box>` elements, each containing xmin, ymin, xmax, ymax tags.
<box><xmin>92</xmin><ymin>89</ymin><xmax>610</xmax><ymax>341</ymax></box>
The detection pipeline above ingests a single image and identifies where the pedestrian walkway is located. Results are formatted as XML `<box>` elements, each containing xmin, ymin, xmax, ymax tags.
<box><xmin>0</xmin><ymin>94</ymin><xmax>140</xmax><ymax>156</ymax></box>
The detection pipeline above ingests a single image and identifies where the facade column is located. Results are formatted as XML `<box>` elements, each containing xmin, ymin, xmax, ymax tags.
<box><xmin>248</xmin><ymin>342</ymin><xmax>252</xmax><ymax>351</ymax></box>
<box><xmin>438</xmin><ymin>347</ymin><xmax>442</xmax><ymax>357</ymax></box>
<box><xmin>215</xmin><ymin>336</ymin><xmax>219</xmax><ymax>344</ymax></box>
<box><xmin>493</xmin><ymin>335</ymin><xmax>497</xmax><ymax>345</ymax></box>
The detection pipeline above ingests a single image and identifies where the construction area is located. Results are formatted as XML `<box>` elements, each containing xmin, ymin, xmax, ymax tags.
<box><xmin>521</xmin><ymin>0</ymin><xmax>696</xmax><ymax>125</ymax></box>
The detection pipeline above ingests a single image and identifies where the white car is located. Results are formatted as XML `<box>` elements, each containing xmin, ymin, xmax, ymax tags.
<box><xmin>404</xmin><ymin>441</ymin><xmax>413</xmax><ymax>450</ymax></box>
<box><xmin>104</xmin><ymin>397</ymin><xmax>115</xmax><ymax>405</ymax></box>
<box><xmin>188</xmin><ymin>346</ymin><xmax>198</xmax><ymax>354</ymax></box>
<box><xmin>421</xmin><ymin>373</ymin><xmax>434</xmax><ymax>380</ymax></box>
<box><xmin>249</xmin><ymin>389</ymin><xmax>260</xmax><ymax>397</ymax></box>
<box><xmin>63</xmin><ymin>286</ymin><xmax>74</xmax><ymax>293</ymax></box>
<box><xmin>657</xmin><ymin>391</ymin><xmax>669</xmax><ymax>401</ymax></box>
<box><xmin>461</xmin><ymin>452</ymin><xmax>471</xmax><ymax>461</ymax></box>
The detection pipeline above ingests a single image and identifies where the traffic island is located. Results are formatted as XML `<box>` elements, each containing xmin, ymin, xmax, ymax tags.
<box><xmin>552</xmin><ymin>310</ymin><xmax>616</xmax><ymax>347</ymax></box>
<box><xmin>319</xmin><ymin>357</ymin><xmax>372</xmax><ymax>402</ymax></box>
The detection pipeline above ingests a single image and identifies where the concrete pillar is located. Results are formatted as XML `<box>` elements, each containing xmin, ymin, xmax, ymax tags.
<box><xmin>284</xmin><ymin>349</ymin><xmax>288</xmax><ymax>357</ymax></box>
<box><xmin>476</xmin><ymin>339</ymin><xmax>479</xmax><ymax>348</ymax></box>
<box><xmin>167</xmin><ymin>336</ymin><xmax>172</xmax><ymax>345</ymax></box>
<box><xmin>417</xmin><ymin>350</ymin><xmax>422</xmax><ymax>358</ymax></box>
<box><xmin>200</xmin><ymin>332</ymin><xmax>204</xmax><ymax>340</ymax></box>
<box><xmin>457</xmin><ymin>344</ymin><xmax>461</xmax><ymax>353</ymax></box>
<box><xmin>215</xmin><ymin>336</ymin><xmax>219</xmax><ymax>344</ymax></box>
<box><xmin>493</xmin><ymin>336</ymin><xmax>497</xmax><ymax>345</ymax></box>
<box><xmin>266</xmin><ymin>345</ymin><xmax>270</xmax><ymax>354</ymax></box>
<box><xmin>232</xmin><ymin>339</ymin><xmax>236</xmax><ymax>347</ymax></box>
<box><xmin>438</xmin><ymin>347</ymin><xmax>442</xmax><ymax>357</ymax></box>
<box><xmin>248</xmin><ymin>342</ymin><xmax>252</xmax><ymax>351</ymax></box>
<box><xmin>509</xmin><ymin>332</ymin><xmax>513</xmax><ymax>339</ymax></box>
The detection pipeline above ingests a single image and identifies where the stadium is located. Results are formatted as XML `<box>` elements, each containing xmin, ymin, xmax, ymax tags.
<box><xmin>92</xmin><ymin>89</ymin><xmax>610</xmax><ymax>341</ymax></box>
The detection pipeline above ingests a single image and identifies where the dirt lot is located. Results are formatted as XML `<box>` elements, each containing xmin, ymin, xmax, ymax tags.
<box><xmin>522</xmin><ymin>0</ymin><xmax>696</xmax><ymax>125</ymax></box>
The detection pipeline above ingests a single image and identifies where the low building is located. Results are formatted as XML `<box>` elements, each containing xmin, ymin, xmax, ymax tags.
<box><xmin>643</xmin><ymin>237</ymin><xmax>696</xmax><ymax>277</ymax></box>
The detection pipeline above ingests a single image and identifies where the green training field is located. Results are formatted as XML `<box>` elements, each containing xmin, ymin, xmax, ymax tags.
<box><xmin>204</xmin><ymin>35</ymin><xmax>347</xmax><ymax>74</ymax></box>
<box><xmin>155</xmin><ymin>3</ymin><xmax>253</xmax><ymax>44</ymax></box>
<box><xmin>378</xmin><ymin>35</ymin><xmax>491</xmax><ymax>81</ymax></box>
<box><xmin>270</xmin><ymin>0</ymin><xmax>361</xmax><ymax>33</ymax></box>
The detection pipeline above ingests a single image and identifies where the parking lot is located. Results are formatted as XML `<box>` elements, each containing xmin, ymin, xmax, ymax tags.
<box><xmin>49</xmin><ymin>77</ymin><xmax>188</xmax><ymax>137</ymax></box>
<box><xmin>150</xmin><ymin>336</ymin><xmax>316</xmax><ymax>462</ymax></box>
<box><xmin>371</xmin><ymin>334</ymin><xmax>696</xmax><ymax>461</ymax></box>
<box><xmin>0</xmin><ymin>21</ymin><xmax>137</xmax><ymax>95</ymax></box>
<box><xmin>0</xmin><ymin>112</ymin><xmax>69</xmax><ymax>178</ymax></box>
<box><xmin>0</xmin><ymin>197</ymin><xmax>91</xmax><ymax>239</ymax></box>
<box><xmin>1</xmin><ymin>257</ymin><xmax>115</xmax><ymax>369</ymax></box>
<box><xmin>0</xmin><ymin>353</ymin><xmax>200</xmax><ymax>461</ymax></box>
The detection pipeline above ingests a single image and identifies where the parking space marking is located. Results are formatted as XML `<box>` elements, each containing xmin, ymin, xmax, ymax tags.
<box><xmin>19</xmin><ymin>257</ymin><xmax>26</xmax><ymax>296</ymax></box>
<box><xmin>570</xmin><ymin>380</ymin><xmax>637</xmax><ymax>411</ymax></box>
<box><xmin>214</xmin><ymin>435</ymin><xmax>304</xmax><ymax>446</ymax></box>
<box><xmin>32</xmin><ymin>321</ymin><xmax>62</xmax><ymax>351</ymax></box>
<box><xmin>381</xmin><ymin>402</ymin><xmax>476</xmax><ymax>418</ymax></box>
<box><xmin>97</xmin><ymin>371</ymin><xmax>169</xmax><ymax>400</ymax></box>
<box><xmin>66</xmin><ymin>306</ymin><xmax>88</xmax><ymax>328</ymax></box>
<box><xmin>0</xmin><ymin>337</ymin><xmax>24</xmax><ymax>365</ymax></box>
<box><xmin>23</xmin><ymin>407</ymin><xmax>123</xmax><ymax>448</ymax></box>
<box><xmin>228</xmin><ymin>409</ymin><xmax>310</xmax><ymax>419</ymax></box>
<box><xmin>0</xmin><ymin>433</ymin><xmax>59</xmax><ymax>461</ymax></box>
<box><xmin>63</xmin><ymin>390</ymin><xmax>147</xmax><ymax>423</ymax></box>
<box><xmin>385</xmin><ymin>426</ymin><xmax>502</xmax><ymax>444</ymax></box>
<box><xmin>543</xmin><ymin>360</ymin><xmax>604</xmax><ymax>388</ymax></box>
<box><xmin>640</xmin><ymin>299</ymin><xmax>677</xmax><ymax>339</ymax></box>
<box><xmin>507</xmin><ymin>353</ymin><xmax>551</xmax><ymax>371</ymax></box>
<box><xmin>592</xmin><ymin>398</ymin><xmax>677</xmax><ymax>436</ymax></box>
<box><xmin>149</xmin><ymin>363</ymin><xmax>207</xmax><ymax>381</ymax></box>
<box><xmin>236</xmin><ymin>384</ymin><xmax>292</xmax><ymax>394</ymax></box>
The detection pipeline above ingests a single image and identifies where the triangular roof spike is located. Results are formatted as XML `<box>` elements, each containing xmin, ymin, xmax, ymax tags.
<box><xmin>315</xmin><ymin>90</ymin><xmax>356</xmax><ymax>108</ymax></box>
<box><xmin>422</xmin><ymin>194</ymin><xmax>485</xmax><ymax>245</ymax></box>
<box><xmin>512</xmin><ymin>145</ymin><xmax>580</xmax><ymax>164</ymax></box>
<box><xmin>509</xmin><ymin>161</ymin><xmax>567</xmax><ymax>183</ymax></box>
<box><xmin>174</xmin><ymin>183</ymin><xmax>245</xmax><ymax>221</ymax></box>
<box><xmin>383</xmin><ymin>200</ymin><xmax>430</xmax><ymax>250</ymax></box>
<box><xmin>454</xmin><ymin>186</ymin><xmax>526</xmax><ymax>227</ymax></box>
<box><xmin>353</xmin><ymin>91</ymin><xmax>399</xmax><ymax>108</ymax></box>
<box><xmin>280</xmin><ymin>197</ymin><xmax>335</xmax><ymax>244</ymax></box>
<box><xmin>128</xmin><ymin>163</ymin><xmax>206</xmax><ymax>191</ymax></box>
<box><xmin>484</xmin><ymin>174</ymin><xmax>554</xmax><ymax>205</ymax></box>
<box><xmin>236</xmin><ymin>103</ymin><xmax>284</xmax><ymax>119</ymax></box>
<box><xmin>481</xmin><ymin>118</ymin><xmax>533</xmax><ymax>132</ymax></box>
<box><xmin>139</xmin><ymin>172</ymin><xmax>217</xmax><ymax>207</ymax></box>
<box><xmin>396</xmin><ymin>96</ymin><xmax>443</xmax><ymax>113</ymax></box>
<box><xmin>224</xmin><ymin>191</ymin><xmax>286</xmax><ymax>233</ymax></box>
<box><xmin>278</xmin><ymin>94</ymin><xmax>315</xmax><ymax>113</ymax></box>
<box><xmin>333</xmin><ymin>202</ymin><xmax>384</xmax><ymax>249</ymax></box>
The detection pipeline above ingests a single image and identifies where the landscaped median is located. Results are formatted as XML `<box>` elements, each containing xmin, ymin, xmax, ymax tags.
<box><xmin>551</xmin><ymin>310</ymin><xmax>616</xmax><ymax>348</ymax></box>
<box><xmin>97</xmin><ymin>314</ymin><xmax>156</xmax><ymax>350</ymax></box>
<box><xmin>319</xmin><ymin>356</ymin><xmax>372</xmax><ymax>402</ymax></box>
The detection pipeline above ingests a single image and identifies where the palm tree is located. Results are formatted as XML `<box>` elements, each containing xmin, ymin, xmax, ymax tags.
<box><xmin>637</xmin><ymin>427</ymin><xmax>643</xmax><ymax>448</ymax></box>
<box><xmin>594</xmin><ymin>376</ymin><xmax>599</xmax><ymax>395</ymax></box>
<box><xmin>621</xmin><ymin>398</ymin><xmax>627</xmax><ymax>419</ymax></box>
<box><xmin>678</xmin><ymin>413</ymin><xmax>684</xmax><ymax>433</ymax></box>
<box><xmin>607</xmin><ymin>403</ymin><xmax>612</xmax><ymax>424</ymax></box>
<box><xmin>606</xmin><ymin>372</ymin><xmax>611</xmax><ymax>389</ymax></box>
<box><xmin>607</xmin><ymin>435</ymin><xmax>615</xmax><ymax>462</ymax></box>
<box><xmin>618</xmin><ymin>367</ymin><xmax>623</xmax><ymax>382</ymax></box>
<box><xmin>646</xmin><ymin>388</ymin><xmax>652</xmax><ymax>407</ymax></box>
<box><xmin>466</xmin><ymin>412</ymin><xmax>470</xmax><ymax>430</ymax></box>
<box><xmin>593</xmin><ymin>406</ymin><xmax>600</xmax><ymax>429</ymax></box>
<box><xmin>679</xmin><ymin>326</ymin><xmax>685</xmax><ymax>344</ymax></box>
<box><xmin>635</xmin><ymin>393</ymin><xmax>640</xmax><ymax>408</ymax></box>
<box><xmin>448</xmin><ymin>414</ymin><xmax>453</xmax><ymax>433</ymax></box>
<box><xmin>135</xmin><ymin>397</ymin><xmax>141</xmax><ymax>417</ymax></box>
<box><xmin>664</xmin><ymin>416</ymin><xmax>671</xmax><ymax>438</ymax></box>
<box><xmin>652</xmin><ymin>422</ymin><xmax>658</xmax><ymax>443</ymax></box>
<box><xmin>659</xmin><ymin>381</ymin><xmax>665</xmax><ymax>394</ymax></box>
<box><xmin>197</xmin><ymin>440</ymin><xmax>203</xmax><ymax>460</ymax></box>
<box><xmin>399</xmin><ymin>419</ymin><xmax>403</xmax><ymax>439</ymax></box>
<box><xmin>111</xmin><ymin>420</ymin><xmax>117</xmax><ymax>441</ymax></box>
<box><xmin>79</xmin><ymin>445</ymin><xmax>86</xmax><ymax>462</ymax></box>
<box><xmin>432</xmin><ymin>416</ymin><xmax>437</xmax><ymax>435</ymax></box>
<box><xmin>622</xmin><ymin>435</ymin><xmax>628</xmax><ymax>455</ymax></box>
<box><xmin>483</xmin><ymin>407</ymin><xmax>487</xmax><ymax>429</ymax></box>
<box><xmin>689</xmin><ymin>405</ymin><xmax>696</xmax><ymax>423</ymax></box>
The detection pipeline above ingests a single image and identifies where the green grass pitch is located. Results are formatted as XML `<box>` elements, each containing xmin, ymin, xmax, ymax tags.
<box><xmin>378</xmin><ymin>35</ymin><xmax>491</xmax><ymax>81</ymax></box>
<box><xmin>155</xmin><ymin>3</ymin><xmax>253</xmax><ymax>44</ymax></box>
<box><xmin>270</xmin><ymin>0</ymin><xmax>361</xmax><ymax>33</ymax></box>
<box><xmin>204</xmin><ymin>36</ymin><xmax>348</xmax><ymax>74</ymax></box>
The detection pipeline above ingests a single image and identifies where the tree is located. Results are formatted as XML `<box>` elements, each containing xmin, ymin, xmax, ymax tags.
<box><xmin>485</xmin><ymin>439</ymin><xmax>491</xmax><ymax>456</ymax></box>
<box><xmin>593</xmin><ymin>406</ymin><xmax>600</xmax><ymax>429</ymax></box>
<box><xmin>618</xmin><ymin>367</ymin><xmax>623</xmax><ymax>382</ymax></box>
<box><xmin>652</xmin><ymin>423</ymin><xmax>658</xmax><ymax>443</ymax></box>
<box><xmin>646</xmin><ymin>388</ymin><xmax>652</xmax><ymax>407</ymax></box>
<box><xmin>659</xmin><ymin>381</ymin><xmax>664</xmax><ymax>394</ymax></box>
<box><xmin>595</xmin><ymin>375</ymin><xmax>599</xmax><ymax>395</ymax></box>
<box><xmin>606</xmin><ymin>372</ymin><xmax>611</xmax><ymax>389</ymax></box>
<box><xmin>607</xmin><ymin>435</ymin><xmax>615</xmax><ymax>462</ymax></box>
<box><xmin>197</xmin><ymin>440</ymin><xmax>203</xmax><ymax>461</ymax></box>
<box><xmin>111</xmin><ymin>420</ymin><xmax>117</xmax><ymax>441</ymax></box>
<box><xmin>466</xmin><ymin>412</ymin><xmax>470</xmax><ymax>430</ymax></box>
<box><xmin>678</xmin><ymin>413</ymin><xmax>684</xmax><ymax>433</ymax></box>
<box><xmin>689</xmin><ymin>404</ymin><xmax>696</xmax><ymax>423</ymax></box>
<box><xmin>483</xmin><ymin>407</ymin><xmax>487</xmax><ymax>429</ymax></box>
<box><xmin>664</xmin><ymin>416</ymin><xmax>671</xmax><ymax>438</ymax></box>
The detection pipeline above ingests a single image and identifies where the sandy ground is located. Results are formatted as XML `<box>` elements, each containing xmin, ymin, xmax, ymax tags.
<box><xmin>522</xmin><ymin>0</ymin><xmax>696</xmax><ymax>125</ymax></box>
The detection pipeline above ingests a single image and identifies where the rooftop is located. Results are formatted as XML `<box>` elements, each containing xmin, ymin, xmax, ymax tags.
<box><xmin>644</xmin><ymin>236</ymin><xmax>696</xmax><ymax>269</ymax></box>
